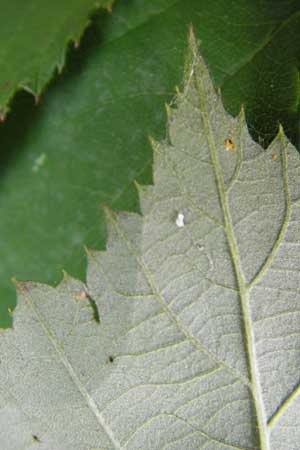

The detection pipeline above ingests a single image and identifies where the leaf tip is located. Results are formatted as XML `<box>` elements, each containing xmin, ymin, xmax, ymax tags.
<box><xmin>278</xmin><ymin>123</ymin><xmax>286</xmax><ymax>138</ymax></box>
<box><xmin>238</xmin><ymin>104</ymin><xmax>247</xmax><ymax>125</ymax></box>
<box><xmin>187</xmin><ymin>22</ymin><xmax>201</xmax><ymax>65</ymax></box>
<box><xmin>188</xmin><ymin>23</ymin><xmax>196</xmax><ymax>48</ymax></box>
<box><xmin>274</xmin><ymin>123</ymin><xmax>289</xmax><ymax>148</ymax></box>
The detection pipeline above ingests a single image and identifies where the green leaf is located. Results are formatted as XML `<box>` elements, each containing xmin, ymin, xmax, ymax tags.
<box><xmin>1</xmin><ymin>0</ymin><xmax>300</xmax><ymax>328</ymax></box>
<box><xmin>221</xmin><ymin>3</ymin><xmax>300</xmax><ymax>147</ymax></box>
<box><xmin>2</xmin><ymin>32</ymin><xmax>300</xmax><ymax>449</ymax></box>
<box><xmin>0</xmin><ymin>0</ymin><xmax>113</xmax><ymax>117</ymax></box>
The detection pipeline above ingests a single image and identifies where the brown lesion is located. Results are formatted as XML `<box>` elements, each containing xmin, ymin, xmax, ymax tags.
<box><xmin>224</xmin><ymin>138</ymin><xmax>236</xmax><ymax>151</ymax></box>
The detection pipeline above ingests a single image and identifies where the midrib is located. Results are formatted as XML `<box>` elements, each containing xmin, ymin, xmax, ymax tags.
<box><xmin>193</xmin><ymin>59</ymin><xmax>270</xmax><ymax>449</ymax></box>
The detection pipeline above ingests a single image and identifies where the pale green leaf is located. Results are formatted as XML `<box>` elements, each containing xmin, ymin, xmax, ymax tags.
<box><xmin>1</xmin><ymin>31</ymin><xmax>300</xmax><ymax>450</ymax></box>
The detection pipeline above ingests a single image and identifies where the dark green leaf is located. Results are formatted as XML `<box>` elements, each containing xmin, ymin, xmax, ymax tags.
<box><xmin>0</xmin><ymin>0</ymin><xmax>113</xmax><ymax>116</ymax></box>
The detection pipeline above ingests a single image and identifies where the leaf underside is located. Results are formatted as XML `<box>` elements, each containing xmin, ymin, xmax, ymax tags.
<box><xmin>1</xmin><ymin>31</ymin><xmax>300</xmax><ymax>450</ymax></box>
<box><xmin>1</xmin><ymin>0</ymin><xmax>300</xmax><ymax>330</ymax></box>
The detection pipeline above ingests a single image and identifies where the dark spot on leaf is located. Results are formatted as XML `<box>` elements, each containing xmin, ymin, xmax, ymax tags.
<box><xmin>32</xmin><ymin>435</ymin><xmax>41</xmax><ymax>443</ymax></box>
<box><xmin>108</xmin><ymin>355</ymin><xmax>114</xmax><ymax>363</ymax></box>
<box><xmin>85</xmin><ymin>291</ymin><xmax>100</xmax><ymax>324</ymax></box>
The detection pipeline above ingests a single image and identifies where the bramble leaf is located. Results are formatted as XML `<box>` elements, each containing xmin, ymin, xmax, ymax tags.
<box><xmin>1</xmin><ymin>30</ymin><xmax>300</xmax><ymax>450</ymax></box>
<box><xmin>1</xmin><ymin>0</ymin><xmax>300</xmax><ymax>328</ymax></box>
<box><xmin>0</xmin><ymin>0</ymin><xmax>113</xmax><ymax>117</ymax></box>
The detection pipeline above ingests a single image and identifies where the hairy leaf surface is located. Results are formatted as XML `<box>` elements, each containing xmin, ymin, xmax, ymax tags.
<box><xmin>1</xmin><ymin>32</ymin><xmax>300</xmax><ymax>450</ymax></box>
<box><xmin>1</xmin><ymin>0</ymin><xmax>300</xmax><ymax>328</ymax></box>
<box><xmin>0</xmin><ymin>0</ymin><xmax>113</xmax><ymax>116</ymax></box>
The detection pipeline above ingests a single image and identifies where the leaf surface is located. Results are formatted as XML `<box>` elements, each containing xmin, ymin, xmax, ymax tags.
<box><xmin>0</xmin><ymin>0</ymin><xmax>113</xmax><ymax>116</ymax></box>
<box><xmin>1</xmin><ymin>33</ymin><xmax>300</xmax><ymax>450</ymax></box>
<box><xmin>2</xmin><ymin>0</ymin><xmax>300</xmax><ymax>328</ymax></box>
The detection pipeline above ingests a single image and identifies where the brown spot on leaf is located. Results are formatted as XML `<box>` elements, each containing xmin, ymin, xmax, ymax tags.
<box><xmin>271</xmin><ymin>153</ymin><xmax>278</xmax><ymax>161</ymax></box>
<box><xmin>224</xmin><ymin>138</ymin><xmax>236</xmax><ymax>151</ymax></box>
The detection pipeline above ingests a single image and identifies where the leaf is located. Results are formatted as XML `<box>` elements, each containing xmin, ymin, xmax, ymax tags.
<box><xmin>0</xmin><ymin>0</ymin><xmax>199</xmax><ymax>327</ymax></box>
<box><xmin>2</xmin><ymin>31</ymin><xmax>300</xmax><ymax>449</ymax></box>
<box><xmin>2</xmin><ymin>0</ymin><xmax>300</xmax><ymax>329</ymax></box>
<box><xmin>0</xmin><ymin>0</ymin><xmax>113</xmax><ymax>117</ymax></box>
<box><xmin>220</xmin><ymin>3</ymin><xmax>300</xmax><ymax>147</ymax></box>
<box><xmin>102</xmin><ymin>0</ymin><xmax>300</xmax><ymax>147</ymax></box>
<box><xmin>0</xmin><ymin>0</ymin><xmax>300</xmax><ymax>327</ymax></box>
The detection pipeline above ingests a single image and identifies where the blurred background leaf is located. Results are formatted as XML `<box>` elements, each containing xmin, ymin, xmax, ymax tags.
<box><xmin>1</xmin><ymin>0</ymin><xmax>300</xmax><ymax>327</ymax></box>
<box><xmin>0</xmin><ymin>0</ymin><xmax>113</xmax><ymax>117</ymax></box>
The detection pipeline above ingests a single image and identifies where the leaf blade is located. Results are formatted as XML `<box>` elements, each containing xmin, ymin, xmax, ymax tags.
<box><xmin>1</xmin><ymin>25</ymin><xmax>300</xmax><ymax>450</ymax></box>
<box><xmin>0</xmin><ymin>0</ymin><xmax>113</xmax><ymax>116</ymax></box>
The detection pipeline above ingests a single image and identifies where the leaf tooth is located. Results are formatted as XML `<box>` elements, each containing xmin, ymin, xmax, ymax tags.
<box><xmin>133</xmin><ymin>179</ymin><xmax>153</xmax><ymax>202</ymax></box>
<box><xmin>134</xmin><ymin>179</ymin><xmax>156</xmax><ymax>218</ymax></box>
<box><xmin>61</xmin><ymin>269</ymin><xmax>72</xmax><ymax>283</ymax></box>
<box><xmin>165</xmin><ymin>102</ymin><xmax>174</xmax><ymax>123</ymax></box>
<box><xmin>265</xmin><ymin>122</ymin><xmax>288</xmax><ymax>157</ymax></box>
<box><xmin>148</xmin><ymin>135</ymin><xmax>160</xmax><ymax>152</ymax></box>
<box><xmin>188</xmin><ymin>23</ymin><xmax>198</xmax><ymax>55</ymax></box>
<box><xmin>12</xmin><ymin>277</ymin><xmax>40</xmax><ymax>294</ymax></box>
<box><xmin>184</xmin><ymin>23</ymin><xmax>204</xmax><ymax>85</ymax></box>
<box><xmin>84</xmin><ymin>245</ymin><xmax>102</xmax><ymax>261</ymax></box>
<box><xmin>133</xmin><ymin>179</ymin><xmax>147</xmax><ymax>193</ymax></box>
<box><xmin>101</xmin><ymin>203</ymin><xmax>116</xmax><ymax>223</ymax></box>
<box><xmin>58</xmin><ymin>271</ymin><xmax>86</xmax><ymax>294</ymax></box>
<box><xmin>238</xmin><ymin>104</ymin><xmax>246</xmax><ymax>123</ymax></box>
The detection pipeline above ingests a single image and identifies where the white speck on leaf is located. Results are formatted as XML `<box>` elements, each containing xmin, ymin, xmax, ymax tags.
<box><xmin>176</xmin><ymin>212</ymin><xmax>185</xmax><ymax>227</ymax></box>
